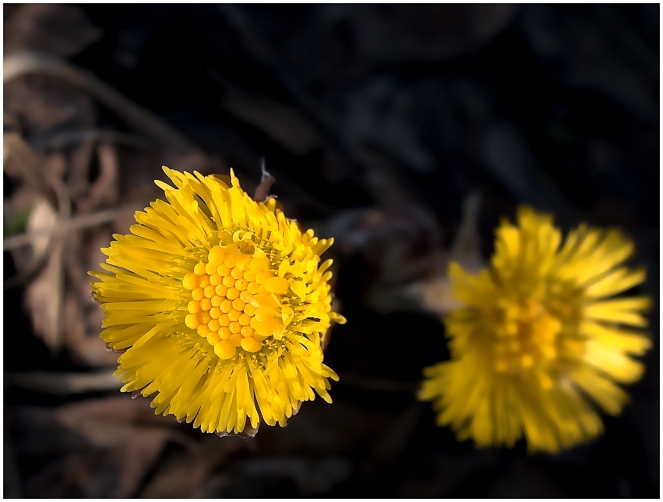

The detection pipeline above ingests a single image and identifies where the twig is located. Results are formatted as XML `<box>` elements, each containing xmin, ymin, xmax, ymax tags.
<box><xmin>371</xmin><ymin>402</ymin><xmax>422</xmax><ymax>462</ymax></box>
<box><xmin>219</xmin><ymin>5</ymin><xmax>363</xmax><ymax>170</ymax></box>
<box><xmin>3</xmin><ymin>204</ymin><xmax>141</xmax><ymax>251</ymax></box>
<box><xmin>4</xmin><ymin>51</ymin><xmax>195</xmax><ymax>151</ymax></box>
<box><xmin>335</xmin><ymin>372</ymin><xmax>419</xmax><ymax>393</ymax></box>
<box><xmin>8</xmin><ymin>370</ymin><xmax>121</xmax><ymax>395</ymax></box>
<box><xmin>29</xmin><ymin>129</ymin><xmax>156</xmax><ymax>151</ymax></box>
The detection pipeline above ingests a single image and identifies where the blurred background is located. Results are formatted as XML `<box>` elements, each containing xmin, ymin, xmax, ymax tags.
<box><xmin>3</xmin><ymin>4</ymin><xmax>659</xmax><ymax>497</ymax></box>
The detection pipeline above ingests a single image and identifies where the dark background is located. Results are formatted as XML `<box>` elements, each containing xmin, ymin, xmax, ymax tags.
<box><xmin>3</xmin><ymin>4</ymin><xmax>659</xmax><ymax>497</ymax></box>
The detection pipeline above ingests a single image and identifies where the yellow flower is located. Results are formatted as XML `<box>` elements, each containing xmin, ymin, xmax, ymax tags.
<box><xmin>90</xmin><ymin>167</ymin><xmax>345</xmax><ymax>435</ymax></box>
<box><xmin>419</xmin><ymin>207</ymin><xmax>651</xmax><ymax>453</ymax></box>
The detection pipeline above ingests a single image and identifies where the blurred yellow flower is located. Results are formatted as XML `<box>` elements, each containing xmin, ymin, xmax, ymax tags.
<box><xmin>419</xmin><ymin>207</ymin><xmax>651</xmax><ymax>453</ymax></box>
<box><xmin>90</xmin><ymin>167</ymin><xmax>345</xmax><ymax>435</ymax></box>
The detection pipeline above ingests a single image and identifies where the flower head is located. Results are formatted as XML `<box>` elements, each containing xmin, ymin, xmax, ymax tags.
<box><xmin>90</xmin><ymin>167</ymin><xmax>345</xmax><ymax>435</ymax></box>
<box><xmin>419</xmin><ymin>207</ymin><xmax>651</xmax><ymax>453</ymax></box>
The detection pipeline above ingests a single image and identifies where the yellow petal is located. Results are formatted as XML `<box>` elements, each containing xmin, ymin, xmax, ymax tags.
<box><xmin>264</xmin><ymin>276</ymin><xmax>289</xmax><ymax>295</ymax></box>
<box><xmin>290</xmin><ymin>280</ymin><xmax>307</xmax><ymax>299</ymax></box>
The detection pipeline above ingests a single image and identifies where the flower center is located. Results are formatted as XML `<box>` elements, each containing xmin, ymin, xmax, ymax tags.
<box><xmin>493</xmin><ymin>299</ymin><xmax>563</xmax><ymax>383</ymax></box>
<box><xmin>183</xmin><ymin>243</ymin><xmax>293</xmax><ymax>360</ymax></box>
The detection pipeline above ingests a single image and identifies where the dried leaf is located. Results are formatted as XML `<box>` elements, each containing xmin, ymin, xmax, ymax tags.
<box><xmin>13</xmin><ymin>402</ymin><xmax>174</xmax><ymax>498</ymax></box>
<box><xmin>254</xmin><ymin>400</ymin><xmax>392</xmax><ymax>456</ymax></box>
<box><xmin>4</xmin><ymin>4</ymin><xmax>103</xmax><ymax>58</ymax></box>
<box><xmin>75</xmin><ymin>143</ymin><xmax>119</xmax><ymax>214</ymax></box>
<box><xmin>231</xmin><ymin>455</ymin><xmax>354</xmax><ymax>496</ymax></box>
<box><xmin>23</xmin><ymin>198</ymin><xmax>58</xmax><ymax>259</ymax></box>
<box><xmin>140</xmin><ymin>434</ymin><xmax>247</xmax><ymax>498</ymax></box>
<box><xmin>411</xmin><ymin>192</ymin><xmax>484</xmax><ymax>315</ymax></box>
<box><xmin>24</xmin><ymin>234</ymin><xmax>65</xmax><ymax>353</ymax></box>
<box><xmin>3</xmin><ymin>133</ymin><xmax>56</xmax><ymax>207</ymax></box>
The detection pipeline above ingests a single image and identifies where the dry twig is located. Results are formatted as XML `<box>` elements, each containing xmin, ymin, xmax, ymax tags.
<box><xmin>4</xmin><ymin>51</ymin><xmax>195</xmax><ymax>151</ymax></box>
<box><xmin>9</xmin><ymin>370</ymin><xmax>121</xmax><ymax>395</ymax></box>
<box><xmin>3</xmin><ymin>204</ymin><xmax>142</xmax><ymax>252</ymax></box>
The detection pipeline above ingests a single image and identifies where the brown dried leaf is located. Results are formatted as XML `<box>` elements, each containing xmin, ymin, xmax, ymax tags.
<box><xmin>10</xmin><ymin>405</ymin><xmax>88</xmax><ymax>458</ymax></box>
<box><xmin>254</xmin><ymin>400</ymin><xmax>393</xmax><ymax>456</ymax></box>
<box><xmin>3</xmin><ymin>133</ymin><xmax>56</xmax><ymax>206</ymax></box>
<box><xmin>325</xmin><ymin>203</ymin><xmax>444</xmax><ymax>314</ymax></box>
<box><xmin>24</xmin><ymin>234</ymin><xmax>65</xmax><ymax>353</ymax></box>
<box><xmin>24</xmin><ymin>449</ymin><xmax>137</xmax><ymax>498</ymax></box>
<box><xmin>75</xmin><ymin>143</ymin><xmax>119</xmax><ymax>214</ymax></box>
<box><xmin>24</xmin><ymin>198</ymin><xmax>58</xmax><ymax>259</ymax></box>
<box><xmin>226</xmin><ymin>455</ymin><xmax>354</xmax><ymax>497</ymax></box>
<box><xmin>4</xmin><ymin>4</ymin><xmax>103</xmax><ymax>58</ymax></box>
<box><xmin>412</xmin><ymin>192</ymin><xmax>483</xmax><ymax>315</ymax></box>
<box><xmin>5</xmin><ymin>51</ymin><xmax>193</xmax><ymax>150</ymax></box>
<box><xmin>12</xmin><ymin>399</ymin><xmax>183</xmax><ymax>498</ymax></box>
<box><xmin>4</xmin><ymin>71</ymin><xmax>97</xmax><ymax>138</ymax></box>
<box><xmin>66</xmin><ymin>137</ymin><xmax>96</xmax><ymax>200</ymax></box>
<box><xmin>139</xmin><ymin>434</ymin><xmax>247</xmax><ymax>498</ymax></box>
<box><xmin>63</xmin><ymin>287</ymin><xmax>117</xmax><ymax>366</ymax></box>
<box><xmin>353</xmin><ymin>192</ymin><xmax>484</xmax><ymax>316</ymax></box>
